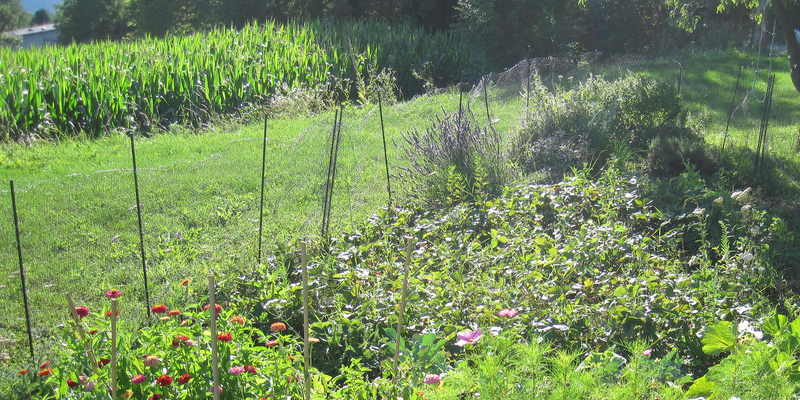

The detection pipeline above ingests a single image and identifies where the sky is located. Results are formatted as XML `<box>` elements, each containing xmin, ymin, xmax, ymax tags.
<box><xmin>21</xmin><ymin>0</ymin><xmax>59</xmax><ymax>13</ymax></box>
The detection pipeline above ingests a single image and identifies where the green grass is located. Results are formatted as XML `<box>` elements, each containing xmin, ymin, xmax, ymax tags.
<box><xmin>0</xmin><ymin>89</ymin><xmax>528</xmax><ymax>367</ymax></box>
<box><xmin>2</xmin><ymin>48</ymin><xmax>800</xmax><ymax>398</ymax></box>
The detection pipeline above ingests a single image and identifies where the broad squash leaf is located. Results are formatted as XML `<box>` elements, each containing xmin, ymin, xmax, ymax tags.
<box><xmin>686</xmin><ymin>375</ymin><xmax>718</xmax><ymax>398</ymax></box>
<box><xmin>702</xmin><ymin>320</ymin><xmax>738</xmax><ymax>355</ymax></box>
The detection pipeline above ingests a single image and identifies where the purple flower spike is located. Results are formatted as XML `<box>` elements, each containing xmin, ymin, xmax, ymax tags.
<box><xmin>455</xmin><ymin>329</ymin><xmax>482</xmax><ymax>346</ymax></box>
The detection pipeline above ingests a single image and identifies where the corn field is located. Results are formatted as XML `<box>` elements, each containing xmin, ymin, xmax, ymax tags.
<box><xmin>0</xmin><ymin>20</ymin><xmax>466</xmax><ymax>141</ymax></box>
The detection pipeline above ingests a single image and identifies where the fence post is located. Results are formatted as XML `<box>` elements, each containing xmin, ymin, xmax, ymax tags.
<box><xmin>129</xmin><ymin>134</ymin><xmax>151</xmax><ymax>320</ymax></box>
<box><xmin>10</xmin><ymin>180</ymin><xmax>35</xmax><ymax>360</ymax></box>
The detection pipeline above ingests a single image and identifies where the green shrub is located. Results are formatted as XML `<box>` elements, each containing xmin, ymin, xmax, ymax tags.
<box><xmin>511</xmin><ymin>74</ymin><xmax>683</xmax><ymax>179</ymax></box>
<box><xmin>398</xmin><ymin>107</ymin><xmax>511</xmax><ymax>206</ymax></box>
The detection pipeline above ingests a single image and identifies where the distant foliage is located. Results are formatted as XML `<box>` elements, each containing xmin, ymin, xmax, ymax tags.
<box><xmin>511</xmin><ymin>74</ymin><xmax>690</xmax><ymax>180</ymax></box>
<box><xmin>54</xmin><ymin>0</ymin><xmax>130</xmax><ymax>44</ymax></box>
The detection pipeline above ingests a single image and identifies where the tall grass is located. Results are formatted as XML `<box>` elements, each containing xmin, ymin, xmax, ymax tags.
<box><xmin>0</xmin><ymin>20</ymin><xmax>464</xmax><ymax>141</ymax></box>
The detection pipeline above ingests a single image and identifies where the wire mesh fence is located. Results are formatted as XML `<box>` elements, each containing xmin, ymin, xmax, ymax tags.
<box><xmin>1</xmin><ymin>50</ymin><xmax>797</xmax><ymax>372</ymax></box>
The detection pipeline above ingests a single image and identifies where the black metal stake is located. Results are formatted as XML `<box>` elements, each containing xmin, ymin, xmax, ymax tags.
<box><xmin>755</xmin><ymin>74</ymin><xmax>775</xmax><ymax>174</ymax></box>
<box><xmin>130</xmin><ymin>134</ymin><xmax>151</xmax><ymax>320</ymax></box>
<box><xmin>10</xmin><ymin>180</ymin><xmax>35</xmax><ymax>360</ymax></box>
<box><xmin>722</xmin><ymin>65</ymin><xmax>743</xmax><ymax>154</ymax></box>
<box><xmin>322</xmin><ymin>107</ymin><xmax>343</xmax><ymax>239</ymax></box>
<box><xmin>257</xmin><ymin>113</ymin><xmax>268</xmax><ymax>264</ymax></box>
<box><xmin>483</xmin><ymin>77</ymin><xmax>491</xmax><ymax>126</ymax></box>
<box><xmin>378</xmin><ymin>94</ymin><xmax>392</xmax><ymax>205</ymax></box>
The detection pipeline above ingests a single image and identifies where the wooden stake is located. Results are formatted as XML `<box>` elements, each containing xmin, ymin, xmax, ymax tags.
<box><xmin>110</xmin><ymin>299</ymin><xmax>118</xmax><ymax>400</ymax></box>
<box><xmin>302</xmin><ymin>242</ymin><xmax>311</xmax><ymax>400</ymax></box>
<box><xmin>65</xmin><ymin>293</ymin><xmax>99</xmax><ymax>376</ymax></box>
<box><xmin>208</xmin><ymin>274</ymin><xmax>220</xmax><ymax>400</ymax></box>
<box><xmin>393</xmin><ymin>237</ymin><xmax>413</xmax><ymax>384</ymax></box>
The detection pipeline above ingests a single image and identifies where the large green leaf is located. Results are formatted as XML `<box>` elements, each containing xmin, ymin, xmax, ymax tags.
<box><xmin>763</xmin><ymin>313</ymin><xmax>789</xmax><ymax>338</ymax></box>
<box><xmin>701</xmin><ymin>320</ymin><xmax>738</xmax><ymax>355</ymax></box>
<box><xmin>686</xmin><ymin>375</ymin><xmax>718</xmax><ymax>398</ymax></box>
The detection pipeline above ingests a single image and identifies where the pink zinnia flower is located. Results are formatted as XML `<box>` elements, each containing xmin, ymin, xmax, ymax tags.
<box><xmin>266</xmin><ymin>339</ymin><xmax>278</xmax><ymax>347</ymax></box>
<box><xmin>143</xmin><ymin>355</ymin><xmax>160</xmax><ymax>367</ymax></box>
<box><xmin>73</xmin><ymin>306</ymin><xmax>89</xmax><ymax>318</ymax></box>
<box><xmin>424</xmin><ymin>374</ymin><xmax>441</xmax><ymax>385</ymax></box>
<box><xmin>642</xmin><ymin>349</ymin><xmax>653</xmax><ymax>356</ymax></box>
<box><xmin>132</xmin><ymin>374</ymin><xmax>146</xmax><ymax>384</ymax></box>
<box><xmin>498</xmin><ymin>308</ymin><xmax>518</xmax><ymax>317</ymax></box>
<box><xmin>229</xmin><ymin>366</ymin><xmax>246</xmax><ymax>375</ymax></box>
<box><xmin>455</xmin><ymin>329</ymin><xmax>482</xmax><ymax>346</ymax></box>
<box><xmin>105</xmin><ymin>289</ymin><xmax>122</xmax><ymax>298</ymax></box>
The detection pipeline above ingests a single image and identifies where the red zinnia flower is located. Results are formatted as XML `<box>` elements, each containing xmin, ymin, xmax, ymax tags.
<box><xmin>106</xmin><ymin>311</ymin><xmax>120</xmax><ymax>317</ymax></box>
<box><xmin>204</xmin><ymin>304</ymin><xmax>223</xmax><ymax>315</ymax></box>
<box><xmin>217</xmin><ymin>332</ymin><xmax>232</xmax><ymax>342</ymax></box>
<box><xmin>172</xmin><ymin>335</ymin><xmax>189</xmax><ymax>346</ymax></box>
<box><xmin>149</xmin><ymin>395</ymin><xmax>162</xmax><ymax>400</ymax></box>
<box><xmin>98</xmin><ymin>359</ymin><xmax>110</xmax><ymax>368</ymax></box>
<box><xmin>168</xmin><ymin>310</ymin><xmax>181</xmax><ymax>316</ymax></box>
<box><xmin>156</xmin><ymin>374</ymin><xmax>172</xmax><ymax>386</ymax></box>
<box><xmin>39</xmin><ymin>361</ymin><xmax>51</xmax><ymax>370</ymax></box>
<box><xmin>18</xmin><ymin>369</ymin><xmax>28</xmax><ymax>374</ymax></box>
<box><xmin>39</xmin><ymin>369</ymin><xmax>52</xmax><ymax>377</ymax></box>
<box><xmin>105</xmin><ymin>289</ymin><xmax>122</xmax><ymax>298</ymax></box>
<box><xmin>73</xmin><ymin>306</ymin><xmax>89</xmax><ymax>318</ymax></box>
<box><xmin>151</xmin><ymin>305</ymin><xmax>167</xmax><ymax>314</ymax></box>
<box><xmin>244</xmin><ymin>365</ymin><xmax>257</xmax><ymax>375</ymax></box>
<box><xmin>67</xmin><ymin>378</ymin><xmax>79</xmax><ymax>388</ymax></box>
<box><xmin>177</xmin><ymin>374</ymin><xmax>191</xmax><ymax>384</ymax></box>
<box><xmin>270</xmin><ymin>322</ymin><xmax>287</xmax><ymax>332</ymax></box>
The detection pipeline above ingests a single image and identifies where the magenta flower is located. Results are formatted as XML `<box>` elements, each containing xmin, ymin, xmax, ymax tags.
<box><xmin>455</xmin><ymin>329</ymin><xmax>482</xmax><ymax>346</ymax></box>
<box><xmin>498</xmin><ymin>308</ymin><xmax>518</xmax><ymax>317</ymax></box>
<box><xmin>229</xmin><ymin>366</ymin><xmax>246</xmax><ymax>375</ymax></box>
<box><xmin>132</xmin><ymin>374</ymin><xmax>146</xmax><ymax>384</ymax></box>
<box><xmin>424</xmin><ymin>374</ymin><xmax>441</xmax><ymax>385</ymax></box>
<box><xmin>105</xmin><ymin>289</ymin><xmax>122</xmax><ymax>298</ymax></box>
<box><xmin>642</xmin><ymin>349</ymin><xmax>652</xmax><ymax>356</ymax></box>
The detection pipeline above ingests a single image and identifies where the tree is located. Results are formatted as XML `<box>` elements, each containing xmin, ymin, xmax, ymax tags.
<box><xmin>54</xmin><ymin>0</ymin><xmax>130</xmax><ymax>43</ymax></box>
<box><xmin>31</xmin><ymin>9</ymin><xmax>52</xmax><ymax>26</ymax></box>
<box><xmin>0</xmin><ymin>0</ymin><xmax>28</xmax><ymax>32</ymax></box>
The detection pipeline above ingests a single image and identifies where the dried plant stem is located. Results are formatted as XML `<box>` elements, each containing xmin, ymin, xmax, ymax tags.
<box><xmin>393</xmin><ymin>237</ymin><xmax>413</xmax><ymax>384</ymax></box>
<box><xmin>65</xmin><ymin>293</ymin><xmax>99</xmax><ymax>376</ymax></box>
<box><xmin>208</xmin><ymin>274</ymin><xmax>220</xmax><ymax>400</ymax></box>
<box><xmin>302</xmin><ymin>242</ymin><xmax>311</xmax><ymax>400</ymax></box>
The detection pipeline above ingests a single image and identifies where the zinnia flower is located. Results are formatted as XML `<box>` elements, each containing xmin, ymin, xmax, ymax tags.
<box><xmin>39</xmin><ymin>368</ymin><xmax>52</xmax><ymax>376</ymax></box>
<box><xmin>98</xmin><ymin>359</ymin><xmax>110</xmax><ymax>368</ymax></box>
<box><xmin>424</xmin><ymin>374</ymin><xmax>441</xmax><ymax>385</ymax></box>
<box><xmin>18</xmin><ymin>369</ymin><xmax>28</xmax><ymax>374</ymax></box>
<box><xmin>266</xmin><ymin>339</ymin><xmax>278</xmax><ymax>347</ymax></box>
<box><xmin>122</xmin><ymin>391</ymin><xmax>133</xmax><ymax>398</ymax></box>
<box><xmin>172</xmin><ymin>335</ymin><xmax>189</xmax><ymax>346</ymax></box>
<box><xmin>454</xmin><ymin>329</ymin><xmax>482</xmax><ymax>346</ymax></box>
<box><xmin>229</xmin><ymin>366</ymin><xmax>246</xmax><ymax>375</ymax></box>
<box><xmin>149</xmin><ymin>395</ymin><xmax>162</xmax><ymax>400</ymax></box>
<box><xmin>143</xmin><ymin>355</ymin><xmax>160</xmax><ymax>367</ymax></box>
<box><xmin>178</xmin><ymin>373</ymin><xmax>191</xmax><ymax>384</ymax></box>
<box><xmin>642</xmin><ymin>349</ymin><xmax>653</xmax><ymax>356</ymax></box>
<box><xmin>244</xmin><ymin>365</ymin><xmax>257</xmax><ymax>375</ymax></box>
<box><xmin>204</xmin><ymin>304</ymin><xmax>223</xmax><ymax>314</ymax></box>
<box><xmin>73</xmin><ymin>306</ymin><xmax>89</xmax><ymax>318</ymax></box>
<box><xmin>67</xmin><ymin>378</ymin><xmax>79</xmax><ymax>388</ymax></box>
<box><xmin>270</xmin><ymin>322</ymin><xmax>287</xmax><ymax>332</ymax></box>
<box><xmin>156</xmin><ymin>374</ymin><xmax>172</xmax><ymax>386</ymax></box>
<box><xmin>105</xmin><ymin>289</ymin><xmax>122</xmax><ymax>298</ymax></box>
<box><xmin>209</xmin><ymin>386</ymin><xmax>223</xmax><ymax>394</ymax></box>
<box><xmin>230</xmin><ymin>316</ymin><xmax>245</xmax><ymax>325</ymax></box>
<box><xmin>217</xmin><ymin>332</ymin><xmax>232</xmax><ymax>342</ymax></box>
<box><xmin>498</xmin><ymin>308</ymin><xmax>518</xmax><ymax>317</ymax></box>
<box><xmin>39</xmin><ymin>361</ymin><xmax>51</xmax><ymax>369</ymax></box>
<box><xmin>131</xmin><ymin>374</ymin><xmax>146</xmax><ymax>384</ymax></box>
<box><xmin>106</xmin><ymin>311</ymin><xmax>119</xmax><ymax>317</ymax></box>
<box><xmin>151</xmin><ymin>304</ymin><xmax>167</xmax><ymax>314</ymax></box>
<box><xmin>168</xmin><ymin>310</ymin><xmax>181</xmax><ymax>316</ymax></box>
<box><xmin>83</xmin><ymin>381</ymin><xmax>96</xmax><ymax>392</ymax></box>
